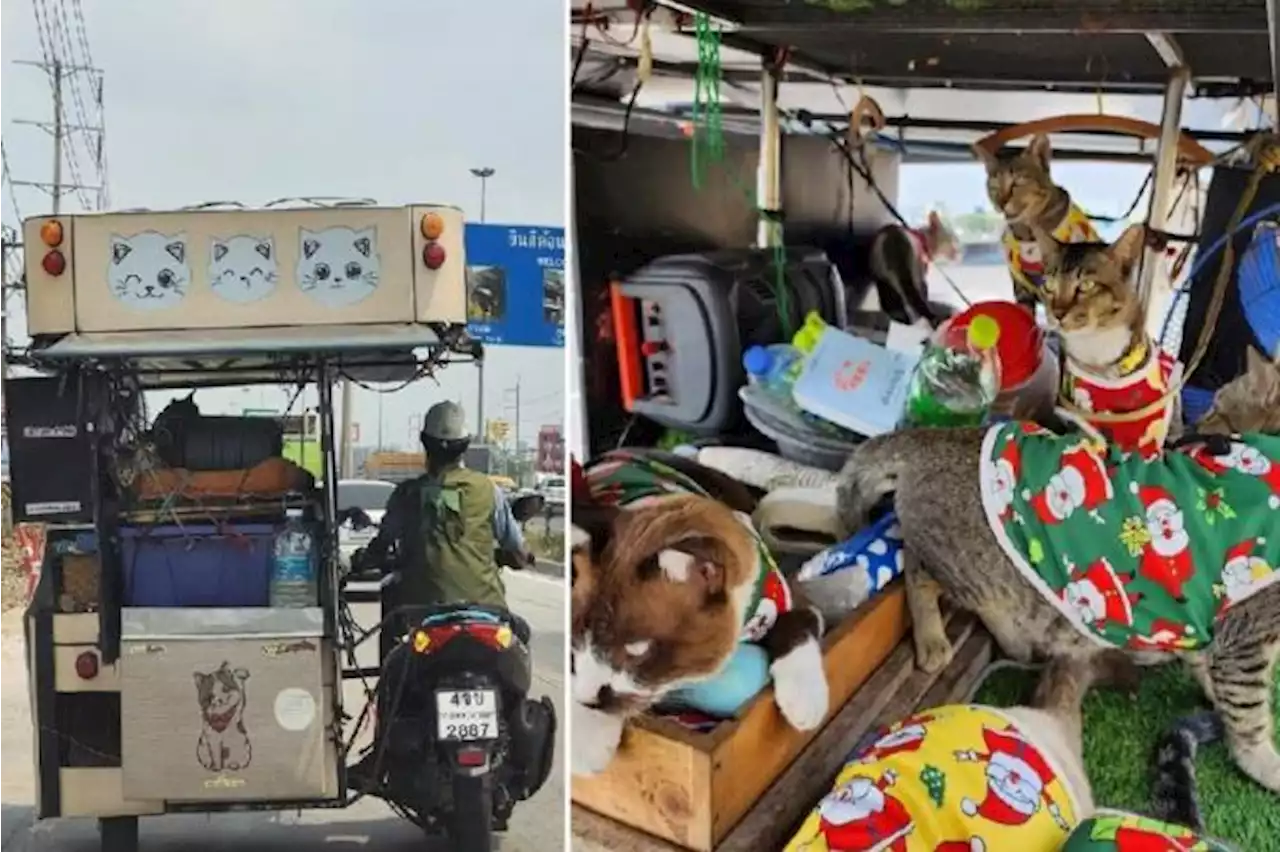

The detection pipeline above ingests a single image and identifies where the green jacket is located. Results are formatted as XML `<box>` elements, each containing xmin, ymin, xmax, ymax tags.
<box><xmin>364</xmin><ymin>466</ymin><xmax>508</xmax><ymax>608</ymax></box>
<box><xmin>981</xmin><ymin>422</ymin><xmax>1280</xmax><ymax>652</ymax></box>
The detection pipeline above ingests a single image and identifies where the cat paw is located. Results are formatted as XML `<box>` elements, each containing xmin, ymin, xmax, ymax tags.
<box><xmin>571</xmin><ymin>705</ymin><xmax>625</xmax><ymax>776</ymax></box>
<box><xmin>915</xmin><ymin>635</ymin><xmax>955</xmax><ymax>674</ymax></box>
<box><xmin>771</xmin><ymin>638</ymin><xmax>829</xmax><ymax>732</ymax></box>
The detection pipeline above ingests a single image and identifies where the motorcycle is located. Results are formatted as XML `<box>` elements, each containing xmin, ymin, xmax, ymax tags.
<box><xmin>340</xmin><ymin>492</ymin><xmax>557</xmax><ymax>851</ymax></box>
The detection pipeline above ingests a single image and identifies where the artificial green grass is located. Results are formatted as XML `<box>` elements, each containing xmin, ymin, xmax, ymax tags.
<box><xmin>975</xmin><ymin>664</ymin><xmax>1280</xmax><ymax>852</ymax></box>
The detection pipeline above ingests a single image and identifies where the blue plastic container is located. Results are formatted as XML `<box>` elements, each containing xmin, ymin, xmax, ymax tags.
<box><xmin>1181</xmin><ymin>385</ymin><xmax>1217</xmax><ymax>427</ymax></box>
<box><xmin>121</xmin><ymin>524</ymin><xmax>276</xmax><ymax>607</ymax></box>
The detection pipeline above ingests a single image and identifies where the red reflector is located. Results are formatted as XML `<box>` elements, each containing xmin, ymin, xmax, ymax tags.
<box><xmin>456</xmin><ymin>748</ymin><xmax>487</xmax><ymax>767</ymax></box>
<box><xmin>42</xmin><ymin>250</ymin><xmax>67</xmax><ymax>276</ymax></box>
<box><xmin>422</xmin><ymin>242</ymin><xmax>446</xmax><ymax>270</ymax></box>
<box><xmin>74</xmin><ymin>651</ymin><xmax>99</xmax><ymax>680</ymax></box>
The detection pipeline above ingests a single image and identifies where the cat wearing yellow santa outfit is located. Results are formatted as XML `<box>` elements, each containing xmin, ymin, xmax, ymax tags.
<box><xmin>786</xmin><ymin>704</ymin><xmax>1092</xmax><ymax>852</ymax></box>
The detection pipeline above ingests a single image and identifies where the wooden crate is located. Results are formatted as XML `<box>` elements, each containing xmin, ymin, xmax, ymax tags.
<box><xmin>571</xmin><ymin>583</ymin><xmax>909</xmax><ymax>852</ymax></box>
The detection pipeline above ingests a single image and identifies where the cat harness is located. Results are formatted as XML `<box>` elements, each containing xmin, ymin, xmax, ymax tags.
<box><xmin>1002</xmin><ymin>202</ymin><xmax>1099</xmax><ymax>298</ymax></box>
<box><xmin>784</xmin><ymin>704</ymin><xmax>1079</xmax><ymax>851</ymax></box>
<box><xmin>980</xmin><ymin>422</ymin><xmax>1280</xmax><ymax>652</ymax></box>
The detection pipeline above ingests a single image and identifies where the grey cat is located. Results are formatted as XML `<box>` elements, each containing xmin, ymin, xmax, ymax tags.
<box><xmin>835</xmin><ymin>346</ymin><xmax>1280</xmax><ymax>799</ymax></box>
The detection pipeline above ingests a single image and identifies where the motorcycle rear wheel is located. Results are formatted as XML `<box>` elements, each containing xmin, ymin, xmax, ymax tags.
<box><xmin>449</xmin><ymin>772</ymin><xmax>494</xmax><ymax>851</ymax></box>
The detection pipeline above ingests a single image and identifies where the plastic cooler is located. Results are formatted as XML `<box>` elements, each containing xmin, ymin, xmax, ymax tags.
<box><xmin>121</xmin><ymin>524</ymin><xmax>276</xmax><ymax>607</ymax></box>
<box><xmin>943</xmin><ymin>301</ymin><xmax>1059</xmax><ymax>423</ymax></box>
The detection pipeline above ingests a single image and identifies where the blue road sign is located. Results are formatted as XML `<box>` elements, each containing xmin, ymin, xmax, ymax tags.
<box><xmin>465</xmin><ymin>223</ymin><xmax>565</xmax><ymax>348</ymax></box>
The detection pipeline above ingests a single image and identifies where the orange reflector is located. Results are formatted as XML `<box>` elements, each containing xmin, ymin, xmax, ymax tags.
<box><xmin>495</xmin><ymin>625</ymin><xmax>512</xmax><ymax>649</ymax></box>
<box><xmin>420</xmin><ymin>212</ymin><xmax>445</xmax><ymax>240</ymax></box>
<box><xmin>42</xmin><ymin>250</ymin><xmax>66</xmax><ymax>276</ymax></box>
<box><xmin>40</xmin><ymin>219</ymin><xmax>64</xmax><ymax>247</ymax></box>
<box><xmin>411</xmin><ymin>629</ymin><xmax>431</xmax><ymax>653</ymax></box>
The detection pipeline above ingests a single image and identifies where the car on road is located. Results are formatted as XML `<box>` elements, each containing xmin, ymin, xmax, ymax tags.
<box><xmin>537</xmin><ymin>475</ymin><xmax>565</xmax><ymax>506</ymax></box>
<box><xmin>336</xmin><ymin>478</ymin><xmax>397</xmax><ymax>569</ymax></box>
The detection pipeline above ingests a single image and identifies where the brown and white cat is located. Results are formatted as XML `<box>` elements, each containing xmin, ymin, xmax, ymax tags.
<box><xmin>1032</xmin><ymin>223</ymin><xmax>1183</xmax><ymax>458</ymax></box>
<box><xmin>867</xmin><ymin>210</ymin><xmax>961</xmax><ymax>327</ymax></box>
<box><xmin>974</xmin><ymin>134</ymin><xmax>1101</xmax><ymax>312</ymax></box>
<box><xmin>834</xmin><ymin>319</ymin><xmax>1280</xmax><ymax>798</ymax></box>
<box><xmin>570</xmin><ymin>450</ymin><xmax>829</xmax><ymax>776</ymax></box>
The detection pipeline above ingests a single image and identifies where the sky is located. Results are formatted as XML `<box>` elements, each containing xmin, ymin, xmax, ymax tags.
<box><xmin>1</xmin><ymin>0</ymin><xmax>567</xmax><ymax>451</ymax></box>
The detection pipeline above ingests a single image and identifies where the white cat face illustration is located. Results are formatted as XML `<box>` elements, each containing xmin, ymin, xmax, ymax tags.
<box><xmin>108</xmin><ymin>232</ymin><xmax>190</xmax><ymax>311</ymax></box>
<box><xmin>296</xmin><ymin>226</ymin><xmax>380</xmax><ymax>308</ymax></box>
<box><xmin>209</xmin><ymin>235</ymin><xmax>278</xmax><ymax>304</ymax></box>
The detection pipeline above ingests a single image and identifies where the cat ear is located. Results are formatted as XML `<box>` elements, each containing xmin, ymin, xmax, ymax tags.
<box><xmin>165</xmin><ymin>241</ymin><xmax>185</xmax><ymax>264</ymax></box>
<box><xmin>111</xmin><ymin>238</ymin><xmax>132</xmax><ymax>265</ymax></box>
<box><xmin>1245</xmin><ymin>345</ymin><xmax>1270</xmax><ymax>376</ymax></box>
<box><xmin>1109</xmin><ymin>224</ymin><xmax>1147</xmax><ymax>272</ymax></box>
<box><xmin>353</xmin><ymin>229</ymin><xmax>375</xmax><ymax>258</ymax></box>
<box><xmin>1026</xmin><ymin>133</ymin><xmax>1053</xmax><ymax>172</ymax></box>
<box><xmin>255</xmin><ymin>241</ymin><xmax>272</xmax><ymax>260</ymax></box>
<box><xmin>927</xmin><ymin>210</ymin><xmax>943</xmax><ymax>232</ymax></box>
<box><xmin>971</xmin><ymin>143</ymin><xmax>999</xmax><ymax>171</ymax></box>
<box><xmin>212</xmin><ymin>242</ymin><xmax>229</xmax><ymax>262</ymax></box>
<box><xmin>652</xmin><ymin>536</ymin><xmax>728</xmax><ymax>597</ymax></box>
<box><xmin>303</xmin><ymin>238</ymin><xmax>321</xmax><ymax>259</ymax></box>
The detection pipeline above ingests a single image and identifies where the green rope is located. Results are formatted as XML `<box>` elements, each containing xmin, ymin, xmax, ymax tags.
<box><xmin>689</xmin><ymin>12</ymin><xmax>794</xmax><ymax>338</ymax></box>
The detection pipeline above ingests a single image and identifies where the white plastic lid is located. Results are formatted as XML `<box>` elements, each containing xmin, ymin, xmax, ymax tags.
<box><xmin>285</xmin><ymin>508</ymin><xmax>304</xmax><ymax>519</ymax></box>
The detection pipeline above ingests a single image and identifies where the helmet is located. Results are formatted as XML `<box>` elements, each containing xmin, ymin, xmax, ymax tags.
<box><xmin>422</xmin><ymin>400</ymin><xmax>471</xmax><ymax>442</ymax></box>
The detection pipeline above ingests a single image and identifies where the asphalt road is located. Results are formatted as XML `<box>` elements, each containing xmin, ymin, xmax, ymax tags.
<box><xmin>0</xmin><ymin>570</ymin><xmax>565</xmax><ymax>851</ymax></box>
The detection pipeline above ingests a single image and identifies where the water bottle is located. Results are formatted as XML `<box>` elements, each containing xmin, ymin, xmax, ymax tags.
<box><xmin>902</xmin><ymin>314</ymin><xmax>1002</xmax><ymax>428</ymax></box>
<box><xmin>742</xmin><ymin>343</ymin><xmax>805</xmax><ymax>398</ymax></box>
<box><xmin>271</xmin><ymin>508</ymin><xmax>317</xmax><ymax>607</ymax></box>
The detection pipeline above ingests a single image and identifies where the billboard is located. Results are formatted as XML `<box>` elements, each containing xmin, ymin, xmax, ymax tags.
<box><xmin>465</xmin><ymin>223</ymin><xmax>565</xmax><ymax>348</ymax></box>
<box><xmin>536</xmin><ymin>425</ymin><xmax>564</xmax><ymax>475</ymax></box>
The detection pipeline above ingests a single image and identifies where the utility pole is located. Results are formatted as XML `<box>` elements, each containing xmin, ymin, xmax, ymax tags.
<box><xmin>513</xmin><ymin>376</ymin><xmax>521</xmax><ymax>487</ymax></box>
<box><xmin>10</xmin><ymin>59</ymin><xmax>104</xmax><ymax>213</ymax></box>
<box><xmin>469</xmin><ymin>166</ymin><xmax>495</xmax><ymax>441</ymax></box>
<box><xmin>1</xmin><ymin>229</ymin><xmax>21</xmax><ymax>380</ymax></box>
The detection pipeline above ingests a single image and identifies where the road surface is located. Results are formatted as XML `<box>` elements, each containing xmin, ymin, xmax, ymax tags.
<box><xmin>0</xmin><ymin>570</ymin><xmax>565</xmax><ymax>851</ymax></box>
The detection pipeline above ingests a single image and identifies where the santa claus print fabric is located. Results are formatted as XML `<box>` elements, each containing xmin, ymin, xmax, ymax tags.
<box><xmin>784</xmin><ymin>704</ymin><xmax>1078</xmax><ymax>851</ymax></box>
<box><xmin>1059</xmin><ymin>812</ymin><xmax>1234</xmax><ymax>851</ymax></box>
<box><xmin>979</xmin><ymin>422</ymin><xmax>1280</xmax><ymax>652</ymax></box>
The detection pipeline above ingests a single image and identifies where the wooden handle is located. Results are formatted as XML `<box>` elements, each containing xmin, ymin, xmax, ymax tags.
<box><xmin>974</xmin><ymin>114</ymin><xmax>1215</xmax><ymax>167</ymax></box>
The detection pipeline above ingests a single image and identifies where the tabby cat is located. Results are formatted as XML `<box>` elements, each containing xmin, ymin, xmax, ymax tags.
<box><xmin>974</xmin><ymin>133</ymin><xmax>1100</xmax><ymax>311</ymax></box>
<box><xmin>834</xmin><ymin>248</ymin><xmax>1280</xmax><ymax>801</ymax></box>
<box><xmin>866</xmin><ymin>210</ymin><xmax>959</xmax><ymax>327</ymax></box>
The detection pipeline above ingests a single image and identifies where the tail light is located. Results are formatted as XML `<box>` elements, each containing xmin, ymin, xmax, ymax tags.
<box><xmin>74</xmin><ymin>651</ymin><xmax>99</xmax><ymax>680</ymax></box>
<box><xmin>420</xmin><ymin>212</ymin><xmax>446</xmax><ymax>269</ymax></box>
<box><xmin>456</xmin><ymin>747</ymin><xmax>487</xmax><ymax>767</ymax></box>
<box><xmin>39</xmin><ymin>219</ymin><xmax>68</xmax><ymax>276</ymax></box>
<box><xmin>42</xmin><ymin>250</ymin><xmax>67</xmax><ymax>276</ymax></box>
<box><xmin>410</xmin><ymin>622</ymin><xmax>513</xmax><ymax>655</ymax></box>
<box><xmin>422</xmin><ymin>243</ymin><xmax>446</xmax><ymax>270</ymax></box>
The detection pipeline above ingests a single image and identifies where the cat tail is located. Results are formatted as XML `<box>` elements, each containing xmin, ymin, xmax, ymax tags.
<box><xmin>834</xmin><ymin>432</ymin><xmax>917</xmax><ymax>538</ymax></box>
<box><xmin>1151</xmin><ymin>709</ymin><xmax>1225</xmax><ymax>832</ymax></box>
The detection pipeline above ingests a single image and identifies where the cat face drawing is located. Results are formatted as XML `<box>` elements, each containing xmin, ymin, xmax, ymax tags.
<box><xmin>108</xmin><ymin>232</ymin><xmax>190</xmax><ymax>311</ymax></box>
<box><xmin>296</xmin><ymin>226</ymin><xmax>380</xmax><ymax>308</ymax></box>
<box><xmin>209</xmin><ymin>235</ymin><xmax>278</xmax><ymax>304</ymax></box>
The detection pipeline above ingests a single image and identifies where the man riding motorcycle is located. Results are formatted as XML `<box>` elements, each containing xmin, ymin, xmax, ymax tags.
<box><xmin>352</xmin><ymin>399</ymin><xmax>534</xmax><ymax>610</ymax></box>
<box><xmin>346</xmin><ymin>400</ymin><xmax>539</xmax><ymax>790</ymax></box>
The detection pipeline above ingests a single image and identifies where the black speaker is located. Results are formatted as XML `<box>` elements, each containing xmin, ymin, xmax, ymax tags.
<box><xmin>3</xmin><ymin>375</ymin><xmax>99</xmax><ymax>524</ymax></box>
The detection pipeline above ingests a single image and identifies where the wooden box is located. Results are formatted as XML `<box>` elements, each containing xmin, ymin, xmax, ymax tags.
<box><xmin>571</xmin><ymin>583</ymin><xmax>909</xmax><ymax>852</ymax></box>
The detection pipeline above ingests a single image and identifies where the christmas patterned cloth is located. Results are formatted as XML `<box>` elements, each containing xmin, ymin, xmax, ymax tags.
<box><xmin>582</xmin><ymin>449</ymin><xmax>792</xmax><ymax>642</ymax></box>
<box><xmin>980</xmin><ymin>422</ymin><xmax>1280</xmax><ymax>652</ymax></box>
<box><xmin>1002</xmin><ymin>203</ymin><xmax>1100</xmax><ymax>297</ymax></box>
<box><xmin>1061</xmin><ymin>340</ymin><xmax>1183</xmax><ymax>460</ymax></box>
<box><xmin>784</xmin><ymin>704</ymin><xmax>1079</xmax><ymax>852</ymax></box>
<box><xmin>1060</xmin><ymin>811</ymin><xmax>1235</xmax><ymax>851</ymax></box>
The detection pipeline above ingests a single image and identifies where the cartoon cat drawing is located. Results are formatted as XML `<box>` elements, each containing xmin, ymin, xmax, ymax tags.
<box><xmin>108</xmin><ymin>232</ymin><xmax>189</xmax><ymax>311</ymax></box>
<box><xmin>209</xmin><ymin>235</ymin><xmax>278</xmax><ymax>304</ymax></box>
<box><xmin>296</xmin><ymin>226</ymin><xmax>380</xmax><ymax>308</ymax></box>
<box><xmin>194</xmin><ymin>662</ymin><xmax>252</xmax><ymax>772</ymax></box>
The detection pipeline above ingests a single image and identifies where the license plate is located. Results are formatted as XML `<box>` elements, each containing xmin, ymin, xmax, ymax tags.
<box><xmin>435</xmin><ymin>689</ymin><xmax>499</xmax><ymax>741</ymax></box>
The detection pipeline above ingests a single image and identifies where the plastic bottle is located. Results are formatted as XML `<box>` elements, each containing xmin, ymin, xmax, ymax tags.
<box><xmin>742</xmin><ymin>343</ymin><xmax>805</xmax><ymax>396</ymax></box>
<box><xmin>271</xmin><ymin>508</ymin><xmax>317</xmax><ymax>607</ymax></box>
<box><xmin>902</xmin><ymin>314</ymin><xmax>1002</xmax><ymax>428</ymax></box>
